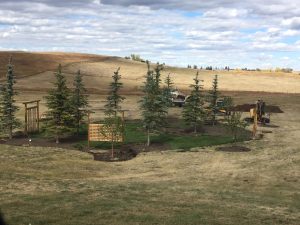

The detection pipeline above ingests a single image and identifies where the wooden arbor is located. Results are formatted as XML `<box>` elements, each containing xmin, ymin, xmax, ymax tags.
<box><xmin>23</xmin><ymin>100</ymin><xmax>40</xmax><ymax>135</ymax></box>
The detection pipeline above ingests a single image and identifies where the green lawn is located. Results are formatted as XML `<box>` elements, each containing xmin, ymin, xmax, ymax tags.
<box><xmin>75</xmin><ymin>121</ymin><xmax>248</xmax><ymax>150</ymax></box>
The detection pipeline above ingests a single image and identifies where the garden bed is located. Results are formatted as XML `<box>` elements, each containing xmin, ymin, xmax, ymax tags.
<box><xmin>0</xmin><ymin>119</ymin><xmax>252</xmax><ymax>161</ymax></box>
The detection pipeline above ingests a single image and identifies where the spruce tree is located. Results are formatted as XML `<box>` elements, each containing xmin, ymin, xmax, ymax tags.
<box><xmin>208</xmin><ymin>75</ymin><xmax>219</xmax><ymax>125</ymax></box>
<box><xmin>140</xmin><ymin>62</ymin><xmax>167</xmax><ymax>146</ymax></box>
<box><xmin>104</xmin><ymin>67</ymin><xmax>125</xmax><ymax>115</ymax></box>
<box><xmin>70</xmin><ymin>70</ymin><xmax>89</xmax><ymax>135</ymax></box>
<box><xmin>154</xmin><ymin>63</ymin><xmax>163</xmax><ymax>89</ymax></box>
<box><xmin>0</xmin><ymin>57</ymin><xmax>20</xmax><ymax>139</ymax></box>
<box><xmin>44</xmin><ymin>64</ymin><xmax>74</xmax><ymax>143</ymax></box>
<box><xmin>182</xmin><ymin>71</ymin><xmax>205</xmax><ymax>133</ymax></box>
<box><xmin>162</xmin><ymin>73</ymin><xmax>174</xmax><ymax>107</ymax></box>
<box><xmin>103</xmin><ymin>67</ymin><xmax>125</xmax><ymax>158</ymax></box>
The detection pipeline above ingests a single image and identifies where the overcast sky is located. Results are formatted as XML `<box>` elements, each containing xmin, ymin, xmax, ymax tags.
<box><xmin>1</xmin><ymin>0</ymin><xmax>300</xmax><ymax>69</ymax></box>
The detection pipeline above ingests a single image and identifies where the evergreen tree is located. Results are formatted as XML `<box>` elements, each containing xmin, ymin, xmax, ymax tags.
<box><xmin>162</xmin><ymin>73</ymin><xmax>174</xmax><ymax>107</ymax></box>
<box><xmin>0</xmin><ymin>57</ymin><xmax>21</xmax><ymax>139</ymax></box>
<box><xmin>154</xmin><ymin>63</ymin><xmax>163</xmax><ymax>89</ymax></box>
<box><xmin>208</xmin><ymin>75</ymin><xmax>220</xmax><ymax>125</ymax></box>
<box><xmin>182</xmin><ymin>71</ymin><xmax>205</xmax><ymax>133</ymax></box>
<box><xmin>140</xmin><ymin>62</ymin><xmax>167</xmax><ymax>146</ymax></box>
<box><xmin>44</xmin><ymin>64</ymin><xmax>74</xmax><ymax>143</ymax></box>
<box><xmin>70</xmin><ymin>70</ymin><xmax>89</xmax><ymax>135</ymax></box>
<box><xmin>104</xmin><ymin>67</ymin><xmax>125</xmax><ymax>115</ymax></box>
<box><xmin>103</xmin><ymin>67</ymin><xmax>125</xmax><ymax>158</ymax></box>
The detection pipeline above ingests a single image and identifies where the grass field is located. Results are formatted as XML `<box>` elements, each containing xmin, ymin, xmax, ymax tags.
<box><xmin>1</xmin><ymin>92</ymin><xmax>299</xmax><ymax>225</ymax></box>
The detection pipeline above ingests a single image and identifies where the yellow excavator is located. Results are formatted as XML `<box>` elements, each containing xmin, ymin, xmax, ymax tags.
<box><xmin>250</xmin><ymin>100</ymin><xmax>271</xmax><ymax>138</ymax></box>
<box><xmin>250</xmin><ymin>100</ymin><xmax>270</xmax><ymax>124</ymax></box>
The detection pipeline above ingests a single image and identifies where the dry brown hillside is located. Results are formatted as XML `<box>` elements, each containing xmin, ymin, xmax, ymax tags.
<box><xmin>0</xmin><ymin>51</ymin><xmax>109</xmax><ymax>79</ymax></box>
<box><xmin>0</xmin><ymin>51</ymin><xmax>299</xmax><ymax>94</ymax></box>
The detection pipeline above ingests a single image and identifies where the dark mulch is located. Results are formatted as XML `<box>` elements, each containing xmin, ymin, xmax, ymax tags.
<box><xmin>1</xmin><ymin>135</ymin><xmax>87</xmax><ymax>149</ymax></box>
<box><xmin>89</xmin><ymin>143</ymin><xmax>171</xmax><ymax>162</ymax></box>
<box><xmin>216</xmin><ymin>146</ymin><xmax>251</xmax><ymax>152</ymax></box>
<box><xmin>233</xmin><ymin>104</ymin><xmax>284</xmax><ymax>113</ymax></box>
<box><xmin>90</xmin><ymin>145</ymin><xmax>139</xmax><ymax>162</ymax></box>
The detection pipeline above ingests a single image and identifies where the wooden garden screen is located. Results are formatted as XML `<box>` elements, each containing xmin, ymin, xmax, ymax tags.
<box><xmin>87</xmin><ymin>110</ymin><xmax>126</xmax><ymax>148</ymax></box>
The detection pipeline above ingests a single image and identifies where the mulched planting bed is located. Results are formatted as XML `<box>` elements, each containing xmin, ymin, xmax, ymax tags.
<box><xmin>216</xmin><ymin>146</ymin><xmax>251</xmax><ymax>152</ymax></box>
<box><xmin>0</xmin><ymin>135</ymin><xmax>87</xmax><ymax>149</ymax></box>
<box><xmin>0</xmin><ymin>135</ymin><xmax>170</xmax><ymax>162</ymax></box>
<box><xmin>90</xmin><ymin>143</ymin><xmax>172</xmax><ymax>162</ymax></box>
<box><xmin>90</xmin><ymin>146</ymin><xmax>138</xmax><ymax>162</ymax></box>
<box><xmin>1</xmin><ymin>120</ymin><xmax>252</xmax><ymax>161</ymax></box>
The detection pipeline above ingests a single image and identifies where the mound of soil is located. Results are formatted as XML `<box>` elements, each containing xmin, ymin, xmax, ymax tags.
<box><xmin>90</xmin><ymin>142</ymin><xmax>172</xmax><ymax>162</ymax></box>
<box><xmin>90</xmin><ymin>145</ymin><xmax>138</xmax><ymax>162</ymax></box>
<box><xmin>216</xmin><ymin>146</ymin><xmax>251</xmax><ymax>152</ymax></box>
<box><xmin>233</xmin><ymin>104</ymin><xmax>284</xmax><ymax>113</ymax></box>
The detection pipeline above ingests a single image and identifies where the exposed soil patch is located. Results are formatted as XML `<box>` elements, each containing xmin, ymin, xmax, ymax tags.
<box><xmin>233</xmin><ymin>104</ymin><xmax>284</xmax><ymax>113</ymax></box>
<box><xmin>90</xmin><ymin>145</ymin><xmax>139</xmax><ymax>162</ymax></box>
<box><xmin>89</xmin><ymin>143</ymin><xmax>172</xmax><ymax>162</ymax></box>
<box><xmin>1</xmin><ymin>135</ymin><xmax>87</xmax><ymax>149</ymax></box>
<box><xmin>1</xmin><ymin>134</ymin><xmax>170</xmax><ymax>162</ymax></box>
<box><xmin>216</xmin><ymin>146</ymin><xmax>251</xmax><ymax>152</ymax></box>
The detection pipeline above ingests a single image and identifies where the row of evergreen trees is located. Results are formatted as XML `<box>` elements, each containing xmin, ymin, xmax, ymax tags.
<box><xmin>0</xmin><ymin>59</ymin><xmax>90</xmax><ymax>142</ymax></box>
<box><xmin>45</xmin><ymin>65</ymin><xmax>89</xmax><ymax>143</ymax></box>
<box><xmin>139</xmin><ymin>62</ymin><xmax>222</xmax><ymax>146</ymax></box>
<box><xmin>0</xmin><ymin>57</ymin><xmax>236</xmax><ymax>146</ymax></box>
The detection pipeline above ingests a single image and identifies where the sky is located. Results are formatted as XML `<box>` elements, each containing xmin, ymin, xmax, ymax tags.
<box><xmin>0</xmin><ymin>0</ymin><xmax>300</xmax><ymax>70</ymax></box>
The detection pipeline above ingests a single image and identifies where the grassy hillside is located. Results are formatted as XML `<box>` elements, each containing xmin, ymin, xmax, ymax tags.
<box><xmin>0</xmin><ymin>51</ymin><xmax>300</xmax><ymax>94</ymax></box>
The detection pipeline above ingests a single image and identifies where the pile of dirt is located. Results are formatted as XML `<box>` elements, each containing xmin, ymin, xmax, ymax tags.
<box><xmin>233</xmin><ymin>104</ymin><xmax>284</xmax><ymax>113</ymax></box>
<box><xmin>90</xmin><ymin>145</ymin><xmax>138</xmax><ymax>162</ymax></box>
<box><xmin>216</xmin><ymin>146</ymin><xmax>251</xmax><ymax>152</ymax></box>
<box><xmin>90</xmin><ymin>142</ymin><xmax>172</xmax><ymax>162</ymax></box>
